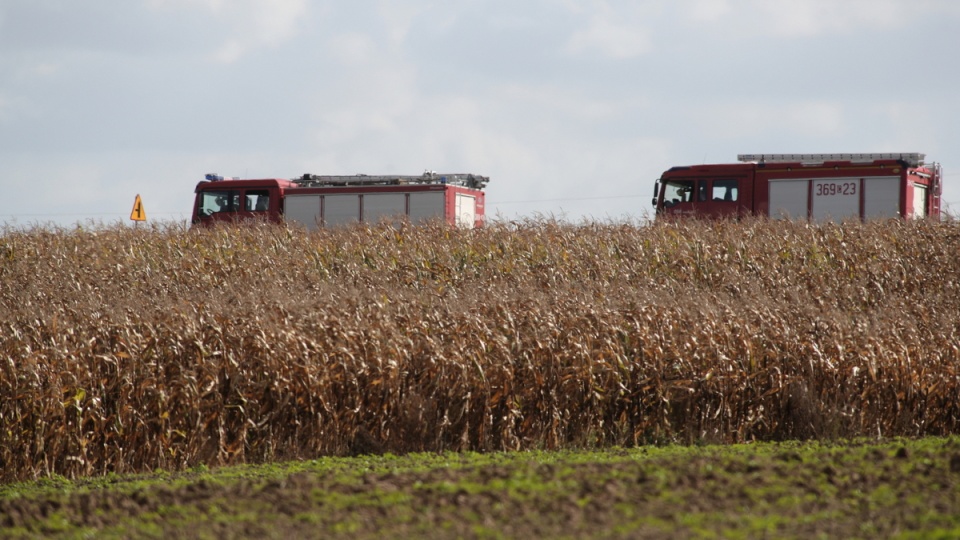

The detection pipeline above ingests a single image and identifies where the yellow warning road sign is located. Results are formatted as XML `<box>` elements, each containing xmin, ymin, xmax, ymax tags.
<box><xmin>130</xmin><ymin>194</ymin><xmax>146</xmax><ymax>221</ymax></box>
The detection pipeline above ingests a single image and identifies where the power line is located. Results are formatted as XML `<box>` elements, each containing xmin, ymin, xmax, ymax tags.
<box><xmin>491</xmin><ymin>194</ymin><xmax>649</xmax><ymax>205</ymax></box>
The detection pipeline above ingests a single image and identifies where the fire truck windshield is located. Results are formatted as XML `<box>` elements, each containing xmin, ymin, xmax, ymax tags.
<box><xmin>198</xmin><ymin>190</ymin><xmax>239</xmax><ymax>217</ymax></box>
<box><xmin>662</xmin><ymin>179</ymin><xmax>694</xmax><ymax>207</ymax></box>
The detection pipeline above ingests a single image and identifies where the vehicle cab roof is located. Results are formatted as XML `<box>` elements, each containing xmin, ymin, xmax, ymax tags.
<box><xmin>194</xmin><ymin>178</ymin><xmax>296</xmax><ymax>192</ymax></box>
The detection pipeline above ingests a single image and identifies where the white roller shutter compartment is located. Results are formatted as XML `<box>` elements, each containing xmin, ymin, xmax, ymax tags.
<box><xmin>284</xmin><ymin>195</ymin><xmax>322</xmax><ymax>230</ymax></box>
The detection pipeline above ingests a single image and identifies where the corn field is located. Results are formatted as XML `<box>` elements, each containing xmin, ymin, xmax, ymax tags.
<box><xmin>1</xmin><ymin>218</ymin><xmax>959</xmax><ymax>482</ymax></box>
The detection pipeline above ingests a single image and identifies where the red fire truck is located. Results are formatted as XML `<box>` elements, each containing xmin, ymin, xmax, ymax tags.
<box><xmin>653</xmin><ymin>153</ymin><xmax>942</xmax><ymax>221</ymax></box>
<box><xmin>192</xmin><ymin>171</ymin><xmax>488</xmax><ymax>229</ymax></box>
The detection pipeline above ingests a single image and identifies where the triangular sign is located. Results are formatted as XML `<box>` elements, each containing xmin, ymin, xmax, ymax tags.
<box><xmin>130</xmin><ymin>194</ymin><xmax>146</xmax><ymax>221</ymax></box>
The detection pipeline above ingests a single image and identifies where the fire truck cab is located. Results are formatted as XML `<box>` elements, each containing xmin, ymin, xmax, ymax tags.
<box><xmin>653</xmin><ymin>153</ymin><xmax>942</xmax><ymax>221</ymax></box>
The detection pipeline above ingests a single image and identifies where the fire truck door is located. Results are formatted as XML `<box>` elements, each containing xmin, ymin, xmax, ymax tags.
<box><xmin>196</xmin><ymin>189</ymin><xmax>241</xmax><ymax>224</ymax></box>
<box><xmin>660</xmin><ymin>178</ymin><xmax>697</xmax><ymax>216</ymax></box>
<box><xmin>695</xmin><ymin>176</ymin><xmax>749</xmax><ymax>218</ymax></box>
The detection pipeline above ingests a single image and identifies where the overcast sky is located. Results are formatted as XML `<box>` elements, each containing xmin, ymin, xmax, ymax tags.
<box><xmin>2</xmin><ymin>0</ymin><xmax>959</xmax><ymax>227</ymax></box>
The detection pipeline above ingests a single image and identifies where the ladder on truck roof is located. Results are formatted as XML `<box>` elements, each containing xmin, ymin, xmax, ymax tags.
<box><xmin>295</xmin><ymin>171</ymin><xmax>489</xmax><ymax>190</ymax></box>
<box><xmin>737</xmin><ymin>153</ymin><xmax>926</xmax><ymax>167</ymax></box>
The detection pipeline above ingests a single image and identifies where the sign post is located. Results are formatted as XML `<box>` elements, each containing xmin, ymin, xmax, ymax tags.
<box><xmin>130</xmin><ymin>194</ymin><xmax>146</xmax><ymax>223</ymax></box>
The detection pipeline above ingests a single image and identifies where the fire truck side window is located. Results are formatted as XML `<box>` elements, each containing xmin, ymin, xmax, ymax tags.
<box><xmin>713</xmin><ymin>179</ymin><xmax>739</xmax><ymax>202</ymax></box>
<box><xmin>245</xmin><ymin>190</ymin><xmax>270</xmax><ymax>212</ymax></box>
<box><xmin>663</xmin><ymin>180</ymin><xmax>694</xmax><ymax>207</ymax></box>
<box><xmin>199</xmin><ymin>190</ymin><xmax>239</xmax><ymax>216</ymax></box>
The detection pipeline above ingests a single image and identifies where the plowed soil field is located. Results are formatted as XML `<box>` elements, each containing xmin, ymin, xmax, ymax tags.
<box><xmin>3</xmin><ymin>437</ymin><xmax>960</xmax><ymax>539</ymax></box>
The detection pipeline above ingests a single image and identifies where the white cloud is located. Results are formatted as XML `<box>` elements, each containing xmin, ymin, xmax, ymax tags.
<box><xmin>565</xmin><ymin>3</ymin><xmax>659</xmax><ymax>59</ymax></box>
<box><xmin>685</xmin><ymin>0</ymin><xmax>732</xmax><ymax>22</ymax></box>
<box><xmin>787</xmin><ymin>102</ymin><xmax>845</xmax><ymax>135</ymax></box>
<box><xmin>143</xmin><ymin>0</ymin><xmax>218</xmax><ymax>9</ymax></box>
<box><xmin>750</xmin><ymin>0</ymin><xmax>901</xmax><ymax>37</ymax></box>
<box><xmin>30</xmin><ymin>63</ymin><xmax>60</xmax><ymax>77</ymax></box>
<box><xmin>145</xmin><ymin>0</ymin><xmax>309</xmax><ymax>62</ymax></box>
<box><xmin>497</xmin><ymin>83</ymin><xmax>649</xmax><ymax>123</ymax></box>
<box><xmin>677</xmin><ymin>0</ymin><xmax>960</xmax><ymax>38</ymax></box>
<box><xmin>241</xmin><ymin>0</ymin><xmax>309</xmax><ymax>45</ymax></box>
<box><xmin>567</xmin><ymin>17</ymin><xmax>651</xmax><ymax>59</ymax></box>
<box><xmin>870</xmin><ymin>102</ymin><xmax>939</xmax><ymax>154</ymax></box>
<box><xmin>327</xmin><ymin>33</ymin><xmax>379</xmax><ymax>65</ymax></box>
<box><xmin>211</xmin><ymin>40</ymin><xmax>246</xmax><ymax>64</ymax></box>
<box><xmin>566</xmin><ymin>18</ymin><xmax>651</xmax><ymax>59</ymax></box>
<box><xmin>735</xmin><ymin>0</ymin><xmax>960</xmax><ymax>38</ymax></box>
<box><xmin>695</xmin><ymin>101</ymin><xmax>845</xmax><ymax>138</ymax></box>
<box><xmin>375</xmin><ymin>1</ymin><xmax>436</xmax><ymax>46</ymax></box>
<box><xmin>306</xmin><ymin>51</ymin><xmax>419</xmax><ymax>158</ymax></box>
<box><xmin>1</xmin><ymin>157</ymin><xmax>107</xmax><ymax>218</ymax></box>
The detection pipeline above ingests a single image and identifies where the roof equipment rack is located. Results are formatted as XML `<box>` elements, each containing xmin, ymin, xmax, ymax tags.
<box><xmin>737</xmin><ymin>153</ymin><xmax>925</xmax><ymax>167</ymax></box>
